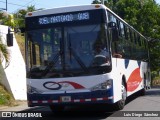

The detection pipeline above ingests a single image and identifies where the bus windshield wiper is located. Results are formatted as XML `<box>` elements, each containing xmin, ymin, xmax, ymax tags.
<box><xmin>42</xmin><ymin>52</ymin><xmax>61</xmax><ymax>77</ymax></box>
<box><xmin>68</xmin><ymin>39</ymin><xmax>89</xmax><ymax>73</ymax></box>
<box><xmin>42</xmin><ymin>39</ymin><xmax>65</xmax><ymax>77</ymax></box>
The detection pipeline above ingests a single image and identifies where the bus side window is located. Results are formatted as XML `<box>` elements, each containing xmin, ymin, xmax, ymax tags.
<box><xmin>134</xmin><ymin>32</ymin><xmax>137</xmax><ymax>44</ymax></box>
<box><xmin>120</xmin><ymin>22</ymin><xmax>125</xmax><ymax>38</ymax></box>
<box><xmin>107</xmin><ymin>11</ymin><xmax>117</xmax><ymax>23</ymax></box>
<box><xmin>124</xmin><ymin>26</ymin><xmax>132</xmax><ymax>59</ymax></box>
<box><xmin>129</xmin><ymin>28</ymin><xmax>133</xmax><ymax>42</ymax></box>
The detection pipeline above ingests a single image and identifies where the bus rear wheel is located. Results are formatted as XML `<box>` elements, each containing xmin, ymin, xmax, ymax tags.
<box><xmin>114</xmin><ymin>82</ymin><xmax>127</xmax><ymax>110</ymax></box>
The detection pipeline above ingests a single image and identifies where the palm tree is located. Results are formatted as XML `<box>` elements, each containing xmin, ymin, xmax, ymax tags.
<box><xmin>27</xmin><ymin>5</ymin><xmax>36</xmax><ymax>12</ymax></box>
<box><xmin>0</xmin><ymin>36</ymin><xmax>10</xmax><ymax>68</ymax></box>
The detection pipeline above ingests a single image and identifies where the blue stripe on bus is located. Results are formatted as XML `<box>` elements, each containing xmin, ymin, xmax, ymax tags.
<box><xmin>137</xmin><ymin>61</ymin><xmax>141</xmax><ymax>68</ymax></box>
<box><xmin>125</xmin><ymin>59</ymin><xmax>130</xmax><ymax>69</ymax></box>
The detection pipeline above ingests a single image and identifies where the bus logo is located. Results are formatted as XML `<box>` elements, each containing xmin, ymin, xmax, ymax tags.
<box><xmin>43</xmin><ymin>81</ymin><xmax>85</xmax><ymax>90</ymax></box>
<box><xmin>43</xmin><ymin>81</ymin><xmax>62</xmax><ymax>90</ymax></box>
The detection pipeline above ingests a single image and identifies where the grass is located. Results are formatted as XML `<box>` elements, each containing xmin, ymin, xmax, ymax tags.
<box><xmin>15</xmin><ymin>33</ymin><xmax>25</xmax><ymax>60</ymax></box>
<box><xmin>0</xmin><ymin>84</ymin><xmax>16</xmax><ymax>106</ymax></box>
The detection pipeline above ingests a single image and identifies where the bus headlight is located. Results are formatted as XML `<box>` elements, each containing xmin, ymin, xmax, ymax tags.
<box><xmin>90</xmin><ymin>79</ymin><xmax>112</xmax><ymax>91</ymax></box>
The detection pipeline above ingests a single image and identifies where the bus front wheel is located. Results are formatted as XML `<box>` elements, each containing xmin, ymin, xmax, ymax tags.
<box><xmin>114</xmin><ymin>82</ymin><xmax>127</xmax><ymax>110</ymax></box>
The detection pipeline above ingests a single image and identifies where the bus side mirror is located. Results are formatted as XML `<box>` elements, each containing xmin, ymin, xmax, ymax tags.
<box><xmin>108</xmin><ymin>22</ymin><xmax>119</xmax><ymax>42</ymax></box>
<box><xmin>6</xmin><ymin>28</ymin><xmax>13</xmax><ymax>47</ymax></box>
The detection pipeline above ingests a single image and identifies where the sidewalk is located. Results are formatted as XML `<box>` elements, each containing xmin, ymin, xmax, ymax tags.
<box><xmin>0</xmin><ymin>101</ymin><xmax>30</xmax><ymax>111</ymax></box>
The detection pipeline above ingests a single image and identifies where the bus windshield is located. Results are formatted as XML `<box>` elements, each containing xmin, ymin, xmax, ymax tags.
<box><xmin>26</xmin><ymin>24</ymin><xmax>111</xmax><ymax>78</ymax></box>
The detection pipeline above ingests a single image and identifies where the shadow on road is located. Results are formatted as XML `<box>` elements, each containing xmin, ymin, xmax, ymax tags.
<box><xmin>42</xmin><ymin>105</ymin><xmax>116</xmax><ymax>119</ymax></box>
<box><xmin>145</xmin><ymin>86</ymin><xmax>160</xmax><ymax>96</ymax></box>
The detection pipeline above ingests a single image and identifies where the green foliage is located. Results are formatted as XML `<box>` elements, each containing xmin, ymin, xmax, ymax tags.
<box><xmin>0</xmin><ymin>84</ymin><xmax>14</xmax><ymax>106</ymax></box>
<box><xmin>0</xmin><ymin>36</ymin><xmax>10</xmax><ymax>68</ymax></box>
<box><xmin>15</xmin><ymin>34</ymin><xmax>25</xmax><ymax>60</ymax></box>
<box><xmin>149</xmin><ymin>41</ymin><xmax>160</xmax><ymax>72</ymax></box>
<box><xmin>92</xmin><ymin>0</ymin><xmax>101</xmax><ymax>4</ymax></box>
<box><xmin>152</xmin><ymin>75</ymin><xmax>160</xmax><ymax>85</ymax></box>
<box><xmin>114</xmin><ymin>0</ymin><xmax>141</xmax><ymax>27</ymax></box>
<box><xmin>13</xmin><ymin>5</ymin><xmax>36</xmax><ymax>29</ymax></box>
<box><xmin>137</xmin><ymin>0</ymin><xmax>160</xmax><ymax>37</ymax></box>
<box><xmin>0</xmin><ymin>5</ymin><xmax>37</xmax><ymax>30</ymax></box>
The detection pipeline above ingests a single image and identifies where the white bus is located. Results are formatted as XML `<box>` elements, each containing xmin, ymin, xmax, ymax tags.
<box><xmin>25</xmin><ymin>4</ymin><xmax>151</xmax><ymax>111</ymax></box>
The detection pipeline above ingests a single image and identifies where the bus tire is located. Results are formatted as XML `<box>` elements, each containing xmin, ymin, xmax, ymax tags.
<box><xmin>140</xmin><ymin>88</ymin><xmax>146</xmax><ymax>96</ymax></box>
<box><xmin>49</xmin><ymin>105</ymin><xmax>65</xmax><ymax>113</ymax></box>
<box><xmin>139</xmin><ymin>85</ymin><xmax>146</xmax><ymax>96</ymax></box>
<box><xmin>114</xmin><ymin>81</ymin><xmax>127</xmax><ymax>110</ymax></box>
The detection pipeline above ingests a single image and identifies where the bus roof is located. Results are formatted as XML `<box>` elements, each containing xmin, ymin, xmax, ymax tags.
<box><xmin>26</xmin><ymin>4</ymin><xmax>106</xmax><ymax>17</ymax></box>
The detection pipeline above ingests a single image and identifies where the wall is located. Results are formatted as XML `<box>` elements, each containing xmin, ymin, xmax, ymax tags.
<box><xmin>0</xmin><ymin>25</ymin><xmax>27</xmax><ymax>100</ymax></box>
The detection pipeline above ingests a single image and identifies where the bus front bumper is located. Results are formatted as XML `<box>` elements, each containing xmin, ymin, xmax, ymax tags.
<box><xmin>27</xmin><ymin>89</ymin><xmax>114</xmax><ymax>107</ymax></box>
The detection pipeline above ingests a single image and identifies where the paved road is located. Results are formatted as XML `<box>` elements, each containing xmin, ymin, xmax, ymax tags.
<box><xmin>1</xmin><ymin>87</ymin><xmax>160</xmax><ymax>120</ymax></box>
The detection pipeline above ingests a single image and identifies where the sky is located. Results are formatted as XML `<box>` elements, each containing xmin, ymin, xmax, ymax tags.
<box><xmin>0</xmin><ymin>0</ymin><xmax>160</xmax><ymax>13</ymax></box>
<box><xmin>0</xmin><ymin>0</ymin><xmax>93</xmax><ymax>13</ymax></box>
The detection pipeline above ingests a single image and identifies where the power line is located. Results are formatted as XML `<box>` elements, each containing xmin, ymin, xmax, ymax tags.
<box><xmin>0</xmin><ymin>0</ymin><xmax>35</xmax><ymax>13</ymax></box>
<box><xmin>12</xmin><ymin>0</ymin><xmax>35</xmax><ymax>12</ymax></box>
<box><xmin>0</xmin><ymin>0</ymin><xmax>28</xmax><ymax>7</ymax></box>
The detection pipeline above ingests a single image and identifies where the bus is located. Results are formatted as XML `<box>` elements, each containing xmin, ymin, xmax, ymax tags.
<box><xmin>25</xmin><ymin>4</ymin><xmax>151</xmax><ymax>111</ymax></box>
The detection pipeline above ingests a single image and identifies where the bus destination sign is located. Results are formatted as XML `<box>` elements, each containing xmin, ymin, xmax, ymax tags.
<box><xmin>39</xmin><ymin>12</ymin><xmax>90</xmax><ymax>25</ymax></box>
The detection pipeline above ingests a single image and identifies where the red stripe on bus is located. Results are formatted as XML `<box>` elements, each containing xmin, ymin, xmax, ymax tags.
<box><xmin>127</xmin><ymin>68</ymin><xmax>142</xmax><ymax>92</ymax></box>
<box><xmin>80</xmin><ymin>99</ymin><xmax>85</xmax><ymax>102</ymax></box>
<box><xmin>58</xmin><ymin>81</ymin><xmax>85</xmax><ymax>89</ymax></box>
<box><xmin>91</xmin><ymin>98</ymin><xmax>97</xmax><ymax>101</ymax></box>
<box><xmin>29</xmin><ymin>96</ymin><xmax>113</xmax><ymax>104</ymax></box>
<box><xmin>103</xmin><ymin>97</ymin><xmax>108</xmax><ymax>100</ymax></box>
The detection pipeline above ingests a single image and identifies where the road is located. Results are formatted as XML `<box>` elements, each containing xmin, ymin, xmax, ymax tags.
<box><xmin>1</xmin><ymin>87</ymin><xmax>160</xmax><ymax>120</ymax></box>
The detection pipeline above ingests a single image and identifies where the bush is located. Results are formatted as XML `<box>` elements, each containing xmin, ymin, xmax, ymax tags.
<box><xmin>0</xmin><ymin>84</ymin><xmax>15</xmax><ymax>106</ymax></box>
<box><xmin>152</xmin><ymin>76</ymin><xmax>160</xmax><ymax>86</ymax></box>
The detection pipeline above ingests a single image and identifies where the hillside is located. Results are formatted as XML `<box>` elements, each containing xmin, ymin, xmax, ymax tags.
<box><xmin>15</xmin><ymin>34</ymin><xmax>25</xmax><ymax>60</ymax></box>
<box><xmin>0</xmin><ymin>83</ymin><xmax>16</xmax><ymax>106</ymax></box>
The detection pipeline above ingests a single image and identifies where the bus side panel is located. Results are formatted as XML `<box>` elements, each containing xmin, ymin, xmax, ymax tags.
<box><xmin>111</xmin><ymin>58</ymin><xmax>125</xmax><ymax>103</ymax></box>
<box><xmin>111</xmin><ymin>58</ymin><xmax>149</xmax><ymax>103</ymax></box>
<box><xmin>126</xmin><ymin>60</ymin><xmax>148</xmax><ymax>96</ymax></box>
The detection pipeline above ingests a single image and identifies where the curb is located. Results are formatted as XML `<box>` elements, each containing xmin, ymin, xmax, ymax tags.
<box><xmin>0</xmin><ymin>106</ymin><xmax>9</xmax><ymax>110</ymax></box>
<box><xmin>151</xmin><ymin>86</ymin><xmax>160</xmax><ymax>89</ymax></box>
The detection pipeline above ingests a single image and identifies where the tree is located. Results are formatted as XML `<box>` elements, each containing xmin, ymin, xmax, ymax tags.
<box><xmin>3</xmin><ymin>14</ymin><xmax>15</xmax><ymax>28</ymax></box>
<box><xmin>27</xmin><ymin>5</ymin><xmax>36</xmax><ymax>12</ymax></box>
<box><xmin>13</xmin><ymin>5</ymin><xmax>37</xmax><ymax>31</ymax></box>
<box><xmin>0</xmin><ymin>10</ymin><xmax>15</xmax><ymax>29</ymax></box>
<box><xmin>92</xmin><ymin>0</ymin><xmax>101</xmax><ymax>4</ymax></box>
<box><xmin>0</xmin><ymin>37</ymin><xmax>10</xmax><ymax>68</ymax></box>
<box><xmin>149</xmin><ymin>40</ymin><xmax>160</xmax><ymax>72</ymax></box>
<box><xmin>92</xmin><ymin>0</ymin><xmax>117</xmax><ymax>10</ymax></box>
<box><xmin>114</xmin><ymin>0</ymin><xmax>141</xmax><ymax>27</ymax></box>
<box><xmin>0</xmin><ymin>11</ymin><xmax>8</xmax><ymax>25</ymax></box>
<box><xmin>138</xmin><ymin>0</ymin><xmax>160</xmax><ymax>72</ymax></box>
<box><xmin>14</xmin><ymin>9</ymin><xmax>27</xmax><ymax>29</ymax></box>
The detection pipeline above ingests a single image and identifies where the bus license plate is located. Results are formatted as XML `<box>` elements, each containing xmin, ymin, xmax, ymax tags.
<box><xmin>61</xmin><ymin>96</ymin><xmax>71</xmax><ymax>102</ymax></box>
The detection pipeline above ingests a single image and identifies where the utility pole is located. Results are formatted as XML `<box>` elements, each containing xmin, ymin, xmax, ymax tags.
<box><xmin>0</xmin><ymin>0</ymin><xmax>7</xmax><ymax>11</ymax></box>
<box><xmin>6</xmin><ymin>0</ymin><xmax>7</xmax><ymax>11</ymax></box>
